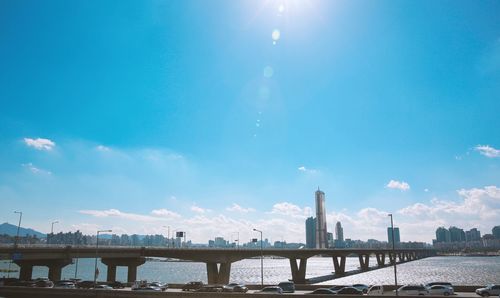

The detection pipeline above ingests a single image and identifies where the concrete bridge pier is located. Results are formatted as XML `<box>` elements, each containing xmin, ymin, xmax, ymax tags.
<box><xmin>388</xmin><ymin>253</ymin><xmax>397</xmax><ymax>264</ymax></box>
<box><xmin>358</xmin><ymin>254</ymin><xmax>370</xmax><ymax>271</ymax></box>
<box><xmin>375</xmin><ymin>253</ymin><xmax>386</xmax><ymax>267</ymax></box>
<box><xmin>14</xmin><ymin>259</ymin><xmax>72</xmax><ymax>281</ymax></box>
<box><xmin>332</xmin><ymin>256</ymin><xmax>346</xmax><ymax>276</ymax></box>
<box><xmin>206</xmin><ymin>262</ymin><xmax>231</xmax><ymax>284</ymax></box>
<box><xmin>289</xmin><ymin>258</ymin><xmax>307</xmax><ymax>284</ymax></box>
<box><xmin>397</xmin><ymin>252</ymin><xmax>405</xmax><ymax>262</ymax></box>
<box><xmin>101</xmin><ymin>257</ymin><xmax>146</xmax><ymax>283</ymax></box>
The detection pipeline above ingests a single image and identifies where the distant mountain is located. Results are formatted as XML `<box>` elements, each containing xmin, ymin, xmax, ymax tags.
<box><xmin>0</xmin><ymin>222</ymin><xmax>46</xmax><ymax>238</ymax></box>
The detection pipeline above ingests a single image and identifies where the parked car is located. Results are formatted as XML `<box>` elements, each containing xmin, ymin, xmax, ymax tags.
<box><xmin>132</xmin><ymin>286</ymin><xmax>161</xmax><ymax>291</ymax></box>
<box><xmin>426</xmin><ymin>282</ymin><xmax>453</xmax><ymax>288</ymax></box>
<box><xmin>428</xmin><ymin>285</ymin><xmax>454</xmax><ymax>296</ymax></box>
<box><xmin>334</xmin><ymin>287</ymin><xmax>364</xmax><ymax>295</ymax></box>
<box><xmin>181</xmin><ymin>281</ymin><xmax>204</xmax><ymax>291</ymax></box>
<box><xmin>77</xmin><ymin>280</ymin><xmax>95</xmax><ymax>289</ymax></box>
<box><xmin>352</xmin><ymin>284</ymin><xmax>370</xmax><ymax>293</ymax></box>
<box><xmin>149</xmin><ymin>282</ymin><xmax>168</xmax><ymax>291</ymax></box>
<box><xmin>396</xmin><ymin>285</ymin><xmax>429</xmax><ymax>296</ymax></box>
<box><xmin>94</xmin><ymin>284</ymin><xmax>113</xmax><ymax>290</ymax></box>
<box><xmin>33</xmin><ymin>278</ymin><xmax>54</xmax><ymax>288</ymax></box>
<box><xmin>310</xmin><ymin>288</ymin><xmax>337</xmax><ymax>295</ymax></box>
<box><xmin>367</xmin><ymin>285</ymin><xmax>384</xmax><ymax>295</ymax></box>
<box><xmin>256</xmin><ymin>286</ymin><xmax>283</xmax><ymax>294</ymax></box>
<box><xmin>54</xmin><ymin>280</ymin><xmax>76</xmax><ymax>288</ymax></box>
<box><xmin>223</xmin><ymin>283</ymin><xmax>248</xmax><ymax>293</ymax></box>
<box><xmin>107</xmin><ymin>281</ymin><xmax>126</xmax><ymax>289</ymax></box>
<box><xmin>278</xmin><ymin>281</ymin><xmax>295</xmax><ymax>293</ymax></box>
<box><xmin>196</xmin><ymin>285</ymin><xmax>223</xmax><ymax>292</ymax></box>
<box><xmin>476</xmin><ymin>285</ymin><xmax>500</xmax><ymax>297</ymax></box>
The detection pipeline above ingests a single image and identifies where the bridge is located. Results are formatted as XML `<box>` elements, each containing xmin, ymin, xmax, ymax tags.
<box><xmin>0</xmin><ymin>246</ymin><xmax>435</xmax><ymax>284</ymax></box>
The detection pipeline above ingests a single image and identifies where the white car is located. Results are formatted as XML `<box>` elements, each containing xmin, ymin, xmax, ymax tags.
<box><xmin>396</xmin><ymin>285</ymin><xmax>429</xmax><ymax>296</ymax></box>
<box><xmin>476</xmin><ymin>285</ymin><xmax>500</xmax><ymax>297</ymax></box>
<box><xmin>428</xmin><ymin>285</ymin><xmax>454</xmax><ymax>296</ymax></box>
<box><xmin>367</xmin><ymin>285</ymin><xmax>384</xmax><ymax>295</ymax></box>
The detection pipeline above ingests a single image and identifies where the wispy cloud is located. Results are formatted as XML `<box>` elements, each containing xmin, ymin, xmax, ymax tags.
<box><xmin>150</xmin><ymin>208</ymin><xmax>181</xmax><ymax>218</ymax></box>
<box><xmin>226</xmin><ymin>203</ymin><xmax>255</xmax><ymax>213</ymax></box>
<box><xmin>21</xmin><ymin>163</ymin><xmax>51</xmax><ymax>175</ymax></box>
<box><xmin>96</xmin><ymin>145</ymin><xmax>111</xmax><ymax>152</ymax></box>
<box><xmin>191</xmin><ymin>205</ymin><xmax>210</xmax><ymax>214</ymax></box>
<box><xmin>475</xmin><ymin>145</ymin><xmax>500</xmax><ymax>158</ymax></box>
<box><xmin>269</xmin><ymin>202</ymin><xmax>311</xmax><ymax>219</ymax></box>
<box><xmin>386</xmin><ymin>179</ymin><xmax>410</xmax><ymax>191</ymax></box>
<box><xmin>298</xmin><ymin>166</ymin><xmax>318</xmax><ymax>174</ymax></box>
<box><xmin>23</xmin><ymin>137</ymin><xmax>55</xmax><ymax>151</ymax></box>
<box><xmin>79</xmin><ymin>208</ymin><xmax>180</xmax><ymax>222</ymax></box>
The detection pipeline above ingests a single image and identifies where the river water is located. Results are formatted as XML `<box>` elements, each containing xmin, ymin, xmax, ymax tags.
<box><xmin>1</xmin><ymin>256</ymin><xmax>499</xmax><ymax>285</ymax></box>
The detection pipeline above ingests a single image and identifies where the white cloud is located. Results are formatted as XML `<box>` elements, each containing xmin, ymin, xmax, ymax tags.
<box><xmin>191</xmin><ymin>205</ymin><xmax>210</xmax><ymax>214</ymax></box>
<box><xmin>21</xmin><ymin>163</ymin><xmax>51</xmax><ymax>175</ymax></box>
<box><xmin>79</xmin><ymin>208</ymin><xmax>179</xmax><ymax>222</ymax></box>
<box><xmin>226</xmin><ymin>203</ymin><xmax>255</xmax><ymax>213</ymax></box>
<box><xmin>298</xmin><ymin>166</ymin><xmax>318</xmax><ymax>174</ymax></box>
<box><xmin>386</xmin><ymin>179</ymin><xmax>410</xmax><ymax>191</ymax></box>
<box><xmin>475</xmin><ymin>145</ymin><xmax>500</xmax><ymax>158</ymax></box>
<box><xmin>151</xmin><ymin>208</ymin><xmax>181</xmax><ymax>218</ymax></box>
<box><xmin>23</xmin><ymin>137</ymin><xmax>55</xmax><ymax>151</ymax></box>
<box><xmin>270</xmin><ymin>202</ymin><xmax>310</xmax><ymax>218</ymax></box>
<box><xmin>96</xmin><ymin>145</ymin><xmax>111</xmax><ymax>152</ymax></box>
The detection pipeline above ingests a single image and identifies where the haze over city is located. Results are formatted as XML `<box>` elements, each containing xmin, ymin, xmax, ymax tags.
<box><xmin>1</xmin><ymin>0</ymin><xmax>499</xmax><ymax>245</ymax></box>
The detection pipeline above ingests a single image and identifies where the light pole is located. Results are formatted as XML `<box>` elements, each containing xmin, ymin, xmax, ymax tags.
<box><xmin>94</xmin><ymin>229</ymin><xmax>112</xmax><ymax>288</ymax></box>
<box><xmin>388</xmin><ymin>214</ymin><xmax>398</xmax><ymax>296</ymax></box>
<box><xmin>49</xmin><ymin>221</ymin><xmax>59</xmax><ymax>245</ymax></box>
<box><xmin>8</xmin><ymin>211</ymin><xmax>22</xmax><ymax>278</ymax></box>
<box><xmin>253</xmin><ymin>228</ymin><xmax>263</xmax><ymax>286</ymax></box>
<box><xmin>163</xmin><ymin>226</ymin><xmax>170</xmax><ymax>248</ymax></box>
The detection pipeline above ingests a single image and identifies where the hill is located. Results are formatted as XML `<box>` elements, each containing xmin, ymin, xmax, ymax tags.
<box><xmin>0</xmin><ymin>222</ymin><xmax>46</xmax><ymax>238</ymax></box>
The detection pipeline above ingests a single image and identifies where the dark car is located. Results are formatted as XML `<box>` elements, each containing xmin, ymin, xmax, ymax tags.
<box><xmin>223</xmin><ymin>283</ymin><xmax>248</xmax><ymax>293</ymax></box>
<box><xmin>33</xmin><ymin>278</ymin><xmax>53</xmax><ymax>288</ymax></box>
<box><xmin>182</xmin><ymin>281</ymin><xmax>204</xmax><ymax>291</ymax></box>
<box><xmin>334</xmin><ymin>286</ymin><xmax>364</xmax><ymax>295</ymax></box>
<box><xmin>54</xmin><ymin>280</ymin><xmax>76</xmax><ymax>288</ymax></box>
<box><xmin>310</xmin><ymin>288</ymin><xmax>337</xmax><ymax>295</ymax></box>
<box><xmin>107</xmin><ymin>281</ymin><xmax>126</xmax><ymax>289</ymax></box>
<box><xmin>77</xmin><ymin>280</ymin><xmax>95</xmax><ymax>289</ymax></box>
<box><xmin>196</xmin><ymin>285</ymin><xmax>223</xmax><ymax>292</ymax></box>
<box><xmin>426</xmin><ymin>282</ymin><xmax>453</xmax><ymax>287</ymax></box>
<box><xmin>278</xmin><ymin>281</ymin><xmax>295</xmax><ymax>293</ymax></box>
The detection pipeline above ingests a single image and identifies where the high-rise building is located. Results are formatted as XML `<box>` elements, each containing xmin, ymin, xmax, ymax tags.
<box><xmin>387</xmin><ymin>227</ymin><xmax>400</xmax><ymax>244</ymax></box>
<box><xmin>305</xmin><ymin>217</ymin><xmax>316</xmax><ymax>248</ymax></box>
<box><xmin>335</xmin><ymin>221</ymin><xmax>344</xmax><ymax>242</ymax></box>
<box><xmin>449</xmin><ymin>226</ymin><xmax>465</xmax><ymax>242</ymax></box>
<box><xmin>327</xmin><ymin>232</ymin><xmax>334</xmax><ymax>247</ymax></box>
<box><xmin>436</xmin><ymin>227</ymin><xmax>451</xmax><ymax>243</ymax></box>
<box><xmin>465</xmin><ymin>228</ymin><xmax>481</xmax><ymax>242</ymax></box>
<box><xmin>315</xmin><ymin>188</ymin><xmax>328</xmax><ymax>248</ymax></box>
<box><xmin>492</xmin><ymin>226</ymin><xmax>500</xmax><ymax>239</ymax></box>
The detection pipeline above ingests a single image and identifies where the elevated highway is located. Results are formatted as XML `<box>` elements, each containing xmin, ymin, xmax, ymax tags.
<box><xmin>0</xmin><ymin>246</ymin><xmax>436</xmax><ymax>284</ymax></box>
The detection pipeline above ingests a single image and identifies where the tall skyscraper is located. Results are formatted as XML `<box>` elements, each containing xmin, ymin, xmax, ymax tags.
<box><xmin>436</xmin><ymin>227</ymin><xmax>451</xmax><ymax>243</ymax></box>
<box><xmin>335</xmin><ymin>221</ymin><xmax>344</xmax><ymax>241</ymax></box>
<box><xmin>315</xmin><ymin>188</ymin><xmax>328</xmax><ymax>248</ymax></box>
<box><xmin>387</xmin><ymin>227</ymin><xmax>400</xmax><ymax>244</ymax></box>
<box><xmin>305</xmin><ymin>217</ymin><xmax>316</xmax><ymax>248</ymax></box>
<box><xmin>492</xmin><ymin>226</ymin><xmax>500</xmax><ymax>239</ymax></box>
<box><xmin>449</xmin><ymin>226</ymin><xmax>465</xmax><ymax>242</ymax></box>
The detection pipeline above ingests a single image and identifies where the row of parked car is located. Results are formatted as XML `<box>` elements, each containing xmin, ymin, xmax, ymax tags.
<box><xmin>0</xmin><ymin>278</ymin><xmax>126</xmax><ymax>289</ymax></box>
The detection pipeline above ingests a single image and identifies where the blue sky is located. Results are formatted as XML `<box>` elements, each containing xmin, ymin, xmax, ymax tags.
<box><xmin>1</xmin><ymin>0</ymin><xmax>499</xmax><ymax>243</ymax></box>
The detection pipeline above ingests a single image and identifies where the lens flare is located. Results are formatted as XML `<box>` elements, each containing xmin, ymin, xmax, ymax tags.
<box><xmin>272</xmin><ymin>29</ymin><xmax>281</xmax><ymax>41</ymax></box>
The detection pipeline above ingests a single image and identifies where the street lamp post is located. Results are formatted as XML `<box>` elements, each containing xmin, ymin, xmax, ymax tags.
<box><xmin>253</xmin><ymin>228</ymin><xmax>263</xmax><ymax>286</ymax></box>
<box><xmin>163</xmin><ymin>226</ymin><xmax>170</xmax><ymax>248</ymax></box>
<box><xmin>49</xmin><ymin>221</ymin><xmax>59</xmax><ymax>245</ymax></box>
<box><xmin>8</xmin><ymin>211</ymin><xmax>22</xmax><ymax>278</ymax></box>
<box><xmin>388</xmin><ymin>214</ymin><xmax>398</xmax><ymax>296</ymax></box>
<box><xmin>94</xmin><ymin>229</ymin><xmax>112</xmax><ymax>288</ymax></box>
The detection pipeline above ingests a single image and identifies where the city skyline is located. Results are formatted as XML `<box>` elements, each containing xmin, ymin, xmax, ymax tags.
<box><xmin>1</xmin><ymin>1</ymin><xmax>499</xmax><ymax>244</ymax></box>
